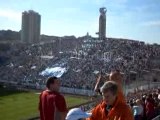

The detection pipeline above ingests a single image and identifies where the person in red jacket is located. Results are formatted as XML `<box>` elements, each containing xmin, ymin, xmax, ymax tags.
<box><xmin>145</xmin><ymin>97</ymin><xmax>155</xmax><ymax>120</ymax></box>
<box><xmin>87</xmin><ymin>81</ymin><xmax>134</xmax><ymax>120</ymax></box>
<box><xmin>39</xmin><ymin>76</ymin><xmax>67</xmax><ymax>120</ymax></box>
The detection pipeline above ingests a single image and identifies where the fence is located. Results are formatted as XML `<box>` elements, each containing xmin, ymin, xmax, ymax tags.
<box><xmin>152</xmin><ymin>115</ymin><xmax>160</xmax><ymax>120</ymax></box>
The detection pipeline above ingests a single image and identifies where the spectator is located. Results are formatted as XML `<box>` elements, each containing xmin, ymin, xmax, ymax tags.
<box><xmin>94</xmin><ymin>70</ymin><xmax>125</xmax><ymax>102</ymax></box>
<box><xmin>132</xmin><ymin>99</ymin><xmax>143</xmax><ymax>120</ymax></box>
<box><xmin>39</xmin><ymin>76</ymin><xmax>67</xmax><ymax>120</ymax></box>
<box><xmin>141</xmin><ymin>95</ymin><xmax>147</xmax><ymax>120</ymax></box>
<box><xmin>87</xmin><ymin>81</ymin><xmax>134</xmax><ymax>120</ymax></box>
<box><xmin>145</xmin><ymin>97</ymin><xmax>155</xmax><ymax>120</ymax></box>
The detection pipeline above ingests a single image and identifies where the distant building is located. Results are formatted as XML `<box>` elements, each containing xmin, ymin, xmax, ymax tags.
<box><xmin>99</xmin><ymin>7</ymin><xmax>106</xmax><ymax>40</ymax></box>
<box><xmin>21</xmin><ymin>10</ymin><xmax>41</xmax><ymax>43</ymax></box>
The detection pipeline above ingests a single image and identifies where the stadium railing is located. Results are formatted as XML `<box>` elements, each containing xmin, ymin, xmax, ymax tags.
<box><xmin>152</xmin><ymin>115</ymin><xmax>160</xmax><ymax>120</ymax></box>
<box><xmin>27</xmin><ymin>97</ymin><xmax>101</xmax><ymax>120</ymax></box>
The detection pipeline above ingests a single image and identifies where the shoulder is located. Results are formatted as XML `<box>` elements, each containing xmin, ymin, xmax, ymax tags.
<box><xmin>54</xmin><ymin>92</ymin><xmax>66</xmax><ymax>104</ymax></box>
<box><xmin>133</xmin><ymin>105</ymin><xmax>138</xmax><ymax>109</ymax></box>
<box><xmin>114</xmin><ymin>103</ymin><xmax>134</xmax><ymax>120</ymax></box>
<box><xmin>89</xmin><ymin>102</ymin><xmax>105</xmax><ymax>120</ymax></box>
<box><xmin>96</xmin><ymin>101</ymin><xmax>105</xmax><ymax>108</ymax></box>
<box><xmin>54</xmin><ymin>92</ymin><xmax>65</xmax><ymax>99</ymax></box>
<box><xmin>39</xmin><ymin>90</ymin><xmax>48</xmax><ymax>97</ymax></box>
<box><xmin>91</xmin><ymin>101</ymin><xmax>105</xmax><ymax>113</ymax></box>
<box><xmin>116</xmin><ymin>102</ymin><xmax>132</xmax><ymax>113</ymax></box>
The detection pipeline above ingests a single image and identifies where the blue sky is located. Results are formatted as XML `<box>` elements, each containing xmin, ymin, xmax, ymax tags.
<box><xmin>0</xmin><ymin>0</ymin><xmax>160</xmax><ymax>44</ymax></box>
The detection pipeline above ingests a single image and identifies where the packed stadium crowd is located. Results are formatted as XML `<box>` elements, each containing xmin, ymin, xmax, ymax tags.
<box><xmin>60</xmin><ymin>38</ymin><xmax>160</xmax><ymax>89</ymax></box>
<box><xmin>0</xmin><ymin>38</ymin><xmax>160</xmax><ymax>120</ymax></box>
<box><xmin>0</xmin><ymin>38</ymin><xmax>160</xmax><ymax>90</ymax></box>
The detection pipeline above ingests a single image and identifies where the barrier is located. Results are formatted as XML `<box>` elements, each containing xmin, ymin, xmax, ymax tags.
<box><xmin>60</xmin><ymin>87</ymin><xmax>95</xmax><ymax>96</ymax></box>
<box><xmin>1</xmin><ymin>79</ymin><xmax>159</xmax><ymax>96</ymax></box>
<box><xmin>60</xmin><ymin>82</ymin><xmax>160</xmax><ymax>96</ymax></box>
<box><xmin>68</xmin><ymin>98</ymin><xmax>101</xmax><ymax>111</ymax></box>
<box><xmin>27</xmin><ymin>98</ymin><xmax>101</xmax><ymax>120</ymax></box>
<box><xmin>152</xmin><ymin>115</ymin><xmax>160</xmax><ymax>120</ymax></box>
<box><xmin>124</xmin><ymin>82</ymin><xmax>160</xmax><ymax>95</ymax></box>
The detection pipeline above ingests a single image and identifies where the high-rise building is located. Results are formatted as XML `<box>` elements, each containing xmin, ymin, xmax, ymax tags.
<box><xmin>99</xmin><ymin>7</ymin><xmax>106</xmax><ymax>40</ymax></box>
<box><xmin>21</xmin><ymin>10</ymin><xmax>41</xmax><ymax>43</ymax></box>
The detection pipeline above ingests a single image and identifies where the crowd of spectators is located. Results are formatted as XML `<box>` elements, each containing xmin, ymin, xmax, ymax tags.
<box><xmin>0</xmin><ymin>37</ymin><xmax>160</xmax><ymax>90</ymax></box>
<box><xmin>127</xmin><ymin>88</ymin><xmax>160</xmax><ymax>120</ymax></box>
<box><xmin>0</xmin><ymin>37</ymin><xmax>160</xmax><ymax>120</ymax></box>
<box><xmin>60</xmin><ymin>38</ymin><xmax>160</xmax><ymax>89</ymax></box>
<box><xmin>77</xmin><ymin>88</ymin><xmax>160</xmax><ymax>120</ymax></box>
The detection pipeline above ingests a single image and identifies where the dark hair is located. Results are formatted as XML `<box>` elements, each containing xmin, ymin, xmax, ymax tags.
<box><xmin>46</xmin><ymin>76</ymin><xmax>58</xmax><ymax>88</ymax></box>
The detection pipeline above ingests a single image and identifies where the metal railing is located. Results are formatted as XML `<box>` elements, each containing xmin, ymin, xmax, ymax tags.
<box><xmin>152</xmin><ymin>115</ymin><xmax>160</xmax><ymax>120</ymax></box>
<box><xmin>27</xmin><ymin>97</ymin><xmax>101</xmax><ymax>120</ymax></box>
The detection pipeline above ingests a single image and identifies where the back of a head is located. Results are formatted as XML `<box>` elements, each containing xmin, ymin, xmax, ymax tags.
<box><xmin>46</xmin><ymin>76</ymin><xmax>58</xmax><ymax>89</ymax></box>
<box><xmin>136</xmin><ymin>99</ymin><xmax>141</xmax><ymax>105</ymax></box>
<box><xmin>109</xmin><ymin>70</ymin><xmax>123</xmax><ymax>83</ymax></box>
<box><xmin>109</xmin><ymin>70</ymin><xmax>126</xmax><ymax>102</ymax></box>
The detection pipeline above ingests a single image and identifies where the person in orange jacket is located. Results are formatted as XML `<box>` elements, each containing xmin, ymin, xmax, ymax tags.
<box><xmin>94</xmin><ymin>70</ymin><xmax>126</xmax><ymax>102</ymax></box>
<box><xmin>88</xmin><ymin>81</ymin><xmax>134</xmax><ymax>120</ymax></box>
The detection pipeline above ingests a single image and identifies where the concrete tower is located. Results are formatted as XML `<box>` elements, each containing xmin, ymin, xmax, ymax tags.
<box><xmin>99</xmin><ymin>7</ymin><xmax>106</xmax><ymax>40</ymax></box>
<box><xmin>21</xmin><ymin>10</ymin><xmax>41</xmax><ymax>43</ymax></box>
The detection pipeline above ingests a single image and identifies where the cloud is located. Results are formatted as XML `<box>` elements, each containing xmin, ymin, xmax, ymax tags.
<box><xmin>0</xmin><ymin>9</ymin><xmax>21</xmax><ymax>22</ymax></box>
<box><xmin>142</xmin><ymin>20</ymin><xmax>160</xmax><ymax>27</ymax></box>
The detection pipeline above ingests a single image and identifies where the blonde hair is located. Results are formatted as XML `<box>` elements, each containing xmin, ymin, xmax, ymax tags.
<box><xmin>101</xmin><ymin>81</ymin><xmax>118</xmax><ymax>96</ymax></box>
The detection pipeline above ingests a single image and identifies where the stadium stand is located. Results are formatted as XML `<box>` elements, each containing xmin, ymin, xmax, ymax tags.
<box><xmin>0</xmin><ymin>37</ymin><xmax>160</xmax><ymax>120</ymax></box>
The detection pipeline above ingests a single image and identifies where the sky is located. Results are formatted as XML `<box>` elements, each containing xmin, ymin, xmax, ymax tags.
<box><xmin>0</xmin><ymin>0</ymin><xmax>160</xmax><ymax>44</ymax></box>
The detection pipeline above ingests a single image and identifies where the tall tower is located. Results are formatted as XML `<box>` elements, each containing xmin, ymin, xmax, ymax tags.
<box><xmin>21</xmin><ymin>10</ymin><xmax>41</xmax><ymax>43</ymax></box>
<box><xmin>99</xmin><ymin>7</ymin><xmax>106</xmax><ymax>40</ymax></box>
